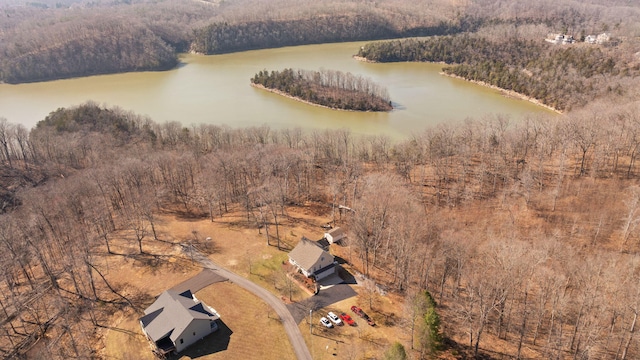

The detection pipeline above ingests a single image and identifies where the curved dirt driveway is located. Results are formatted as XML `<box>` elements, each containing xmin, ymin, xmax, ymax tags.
<box><xmin>183</xmin><ymin>245</ymin><xmax>312</xmax><ymax>360</ymax></box>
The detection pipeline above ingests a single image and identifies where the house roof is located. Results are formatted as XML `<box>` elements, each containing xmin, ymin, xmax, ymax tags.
<box><xmin>327</xmin><ymin>227</ymin><xmax>345</xmax><ymax>238</ymax></box>
<box><xmin>140</xmin><ymin>289</ymin><xmax>218</xmax><ymax>343</ymax></box>
<box><xmin>288</xmin><ymin>238</ymin><xmax>333</xmax><ymax>271</ymax></box>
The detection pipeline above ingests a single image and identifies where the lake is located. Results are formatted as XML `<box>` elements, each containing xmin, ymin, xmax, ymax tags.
<box><xmin>0</xmin><ymin>41</ymin><xmax>554</xmax><ymax>138</ymax></box>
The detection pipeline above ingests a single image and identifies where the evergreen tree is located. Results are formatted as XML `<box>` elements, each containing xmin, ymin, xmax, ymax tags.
<box><xmin>383</xmin><ymin>342</ymin><xmax>408</xmax><ymax>360</ymax></box>
<box><xmin>420</xmin><ymin>291</ymin><xmax>443</xmax><ymax>358</ymax></box>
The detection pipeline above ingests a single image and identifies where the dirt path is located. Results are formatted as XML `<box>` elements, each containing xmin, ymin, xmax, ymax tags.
<box><xmin>181</xmin><ymin>244</ymin><xmax>312</xmax><ymax>360</ymax></box>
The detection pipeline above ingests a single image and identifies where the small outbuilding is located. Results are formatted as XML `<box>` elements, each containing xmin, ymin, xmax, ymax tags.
<box><xmin>140</xmin><ymin>289</ymin><xmax>220</xmax><ymax>356</ymax></box>
<box><xmin>324</xmin><ymin>227</ymin><xmax>346</xmax><ymax>244</ymax></box>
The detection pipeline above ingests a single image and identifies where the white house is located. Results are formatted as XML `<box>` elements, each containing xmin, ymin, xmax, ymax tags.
<box><xmin>140</xmin><ymin>289</ymin><xmax>220</xmax><ymax>355</ymax></box>
<box><xmin>288</xmin><ymin>238</ymin><xmax>337</xmax><ymax>280</ymax></box>
<box><xmin>324</xmin><ymin>227</ymin><xmax>346</xmax><ymax>244</ymax></box>
<box><xmin>546</xmin><ymin>33</ymin><xmax>575</xmax><ymax>45</ymax></box>
<box><xmin>585</xmin><ymin>33</ymin><xmax>610</xmax><ymax>44</ymax></box>
<box><xmin>596</xmin><ymin>32</ymin><xmax>611</xmax><ymax>44</ymax></box>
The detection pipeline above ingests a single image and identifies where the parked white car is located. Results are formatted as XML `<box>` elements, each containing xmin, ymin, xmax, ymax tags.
<box><xmin>327</xmin><ymin>312</ymin><xmax>342</xmax><ymax>326</ymax></box>
<box><xmin>320</xmin><ymin>317</ymin><xmax>333</xmax><ymax>328</ymax></box>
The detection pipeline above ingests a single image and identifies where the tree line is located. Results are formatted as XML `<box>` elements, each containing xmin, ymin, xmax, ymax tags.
<box><xmin>191</xmin><ymin>15</ymin><xmax>466</xmax><ymax>55</ymax></box>
<box><xmin>357</xmin><ymin>35</ymin><xmax>637</xmax><ymax>111</ymax></box>
<box><xmin>250</xmin><ymin>68</ymin><xmax>392</xmax><ymax>112</ymax></box>
<box><xmin>0</xmin><ymin>0</ymin><xmax>472</xmax><ymax>83</ymax></box>
<box><xmin>1</xmin><ymin>0</ymin><xmax>638</xmax><ymax>84</ymax></box>
<box><xmin>0</xmin><ymin>17</ymin><xmax>178</xmax><ymax>83</ymax></box>
<box><xmin>1</xmin><ymin>99</ymin><xmax>640</xmax><ymax>358</ymax></box>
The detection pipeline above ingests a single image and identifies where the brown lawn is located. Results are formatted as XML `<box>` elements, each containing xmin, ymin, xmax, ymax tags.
<box><xmin>98</xmin><ymin>203</ymin><xmax>414</xmax><ymax>359</ymax></box>
<box><xmin>299</xmin><ymin>293</ymin><xmax>406</xmax><ymax>360</ymax></box>
<box><xmin>101</xmin><ymin>281</ymin><xmax>295</xmax><ymax>360</ymax></box>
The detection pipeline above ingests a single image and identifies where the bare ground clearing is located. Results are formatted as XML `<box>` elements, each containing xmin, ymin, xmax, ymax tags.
<box><xmin>98</xmin><ymin>203</ymin><xmax>412</xmax><ymax>359</ymax></box>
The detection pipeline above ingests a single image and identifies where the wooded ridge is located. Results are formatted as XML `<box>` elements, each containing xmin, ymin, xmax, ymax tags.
<box><xmin>4</xmin><ymin>0</ymin><xmax>639</xmax><ymax>84</ymax></box>
<box><xmin>250</xmin><ymin>68</ymin><xmax>392</xmax><ymax>112</ymax></box>
<box><xmin>0</xmin><ymin>0</ymin><xmax>472</xmax><ymax>83</ymax></box>
<box><xmin>357</xmin><ymin>35</ymin><xmax>639</xmax><ymax>111</ymax></box>
<box><xmin>190</xmin><ymin>15</ymin><xmax>467</xmax><ymax>55</ymax></box>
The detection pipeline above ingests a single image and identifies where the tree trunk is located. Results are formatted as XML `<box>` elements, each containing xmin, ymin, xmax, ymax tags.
<box><xmin>517</xmin><ymin>290</ymin><xmax>529</xmax><ymax>359</ymax></box>
<box><xmin>86</xmin><ymin>261</ymin><xmax>136</xmax><ymax>309</ymax></box>
<box><xmin>621</xmin><ymin>311</ymin><xmax>637</xmax><ymax>360</ymax></box>
<box><xmin>570</xmin><ymin>305</ymin><xmax>584</xmax><ymax>352</ymax></box>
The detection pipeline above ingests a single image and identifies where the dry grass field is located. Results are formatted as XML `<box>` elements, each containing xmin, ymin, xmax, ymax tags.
<box><xmin>299</xmin><ymin>292</ymin><xmax>406</xmax><ymax>360</ymax></box>
<box><xmin>101</xmin><ymin>281</ymin><xmax>296</xmax><ymax>360</ymax></box>
<box><xmin>96</xmin><ymin>203</ymin><xmax>415</xmax><ymax>359</ymax></box>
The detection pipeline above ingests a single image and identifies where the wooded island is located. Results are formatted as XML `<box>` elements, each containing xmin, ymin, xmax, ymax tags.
<box><xmin>250</xmin><ymin>68</ymin><xmax>392</xmax><ymax>112</ymax></box>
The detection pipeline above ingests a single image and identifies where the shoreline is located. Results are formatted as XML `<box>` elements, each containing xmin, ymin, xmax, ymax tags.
<box><xmin>250</xmin><ymin>83</ymin><xmax>392</xmax><ymax>112</ymax></box>
<box><xmin>353</xmin><ymin>55</ymin><xmax>561</xmax><ymax>114</ymax></box>
<box><xmin>352</xmin><ymin>55</ymin><xmax>377</xmax><ymax>63</ymax></box>
<box><xmin>441</xmin><ymin>72</ymin><xmax>562</xmax><ymax>114</ymax></box>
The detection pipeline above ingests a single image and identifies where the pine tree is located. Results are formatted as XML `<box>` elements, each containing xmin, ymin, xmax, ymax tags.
<box><xmin>421</xmin><ymin>291</ymin><xmax>443</xmax><ymax>357</ymax></box>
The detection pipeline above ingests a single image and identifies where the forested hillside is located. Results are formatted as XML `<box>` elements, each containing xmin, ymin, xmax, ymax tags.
<box><xmin>191</xmin><ymin>15</ymin><xmax>466</xmax><ymax>55</ymax></box>
<box><xmin>357</xmin><ymin>35</ymin><xmax>638</xmax><ymax>111</ymax></box>
<box><xmin>3</xmin><ymin>0</ymin><xmax>639</xmax><ymax>83</ymax></box>
<box><xmin>0</xmin><ymin>0</ymin><xmax>466</xmax><ymax>83</ymax></box>
<box><xmin>1</xmin><ymin>99</ymin><xmax>640</xmax><ymax>358</ymax></box>
<box><xmin>0</xmin><ymin>19</ymin><xmax>178</xmax><ymax>83</ymax></box>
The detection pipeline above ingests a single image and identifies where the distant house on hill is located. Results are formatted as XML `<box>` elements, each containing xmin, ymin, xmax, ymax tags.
<box><xmin>546</xmin><ymin>33</ymin><xmax>575</xmax><ymax>45</ymax></box>
<box><xmin>586</xmin><ymin>32</ymin><xmax>611</xmax><ymax>44</ymax></box>
<box><xmin>288</xmin><ymin>238</ymin><xmax>337</xmax><ymax>280</ymax></box>
<box><xmin>140</xmin><ymin>289</ymin><xmax>220</xmax><ymax>356</ymax></box>
<box><xmin>324</xmin><ymin>227</ymin><xmax>346</xmax><ymax>244</ymax></box>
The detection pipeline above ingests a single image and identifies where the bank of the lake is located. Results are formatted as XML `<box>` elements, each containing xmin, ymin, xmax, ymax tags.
<box><xmin>0</xmin><ymin>41</ymin><xmax>556</xmax><ymax>138</ymax></box>
<box><xmin>441</xmin><ymin>73</ymin><xmax>563</xmax><ymax>114</ymax></box>
<box><xmin>352</xmin><ymin>55</ymin><xmax>561</xmax><ymax>114</ymax></box>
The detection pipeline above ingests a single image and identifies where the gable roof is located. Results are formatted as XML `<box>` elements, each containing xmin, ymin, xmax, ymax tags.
<box><xmin>288</xmin><ymin>238</ymin><xmax>332</xmax><ymax>271</ymax></box>
<box><xmin>326</xmin><ymin>227</ymin><xmax>346</xmax><ymax>239</ymax></box>
<box><xmin>140</xmin><ymin>289</ymin><xmax>218</xmax><ymax>343</ymax></box>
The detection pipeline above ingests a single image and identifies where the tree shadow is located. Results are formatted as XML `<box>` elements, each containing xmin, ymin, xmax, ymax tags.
<box><xmin>172</xmin><ymin>210</ymin><xmax>209</xmax><ymax>221</ymax></box>
<box><xmin>443</xmin><ymin>337</ymin><xmax>498</xmax><ymax>360</ymax></box>
<box><xmin>174</xmin><ymin>61</ymin><xmax>188</xmax><ymax>69</ymax></box>
<box><xmin>169</xmin><ymin>319</ymin><xmax>233</xmax><ymax>359</ymax></box>
<box><xmin>390</xmin><ymin>101</ymin><xmax>406</xmax><ymax>111</ymax></box>
<box><xmin>271</xmin><ymin>239</ymin><xmax>294</xmax><ymax>252</ymax></box>
<box><xmin>336</xmin><ymin>262</ymin><xmax>356</xmax><ymax>285</ymax></box>
<box><xmin>311</xmin><ymin>330</ymin><xmax>346</xmax><ymax>344</ymax></box>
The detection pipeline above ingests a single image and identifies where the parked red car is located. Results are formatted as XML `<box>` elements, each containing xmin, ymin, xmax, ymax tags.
<box><xmin>339</xmin><ymin>312</ymin><xmax>356</xmax><ymax>326</ymax></box>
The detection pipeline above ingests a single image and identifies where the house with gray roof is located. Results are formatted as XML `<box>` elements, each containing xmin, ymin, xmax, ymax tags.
<box><xmin>140</xmin><ymin>289</ymin><xmax>220</xmax><ymax>355</ymax></box>
<box><xmin>288</xmin><ymin>238</ymin><xmax>337</xmax><ymax>280</ymax></box>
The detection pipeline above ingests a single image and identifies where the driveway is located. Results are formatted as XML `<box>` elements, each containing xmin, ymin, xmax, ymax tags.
<box><xmin>287</xmin><ymin>284</ymin><xmax>358</xmax><ymax>324</ymax></box>
<box><xmin>180</xmin><ymin>244</ymin><xmax>312</xmax><ymax>360</ymax></box>
<box><xmin>170</xmin><ymin>268</ymin><xmax>227</xmax><ymax>293</ymax></box>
